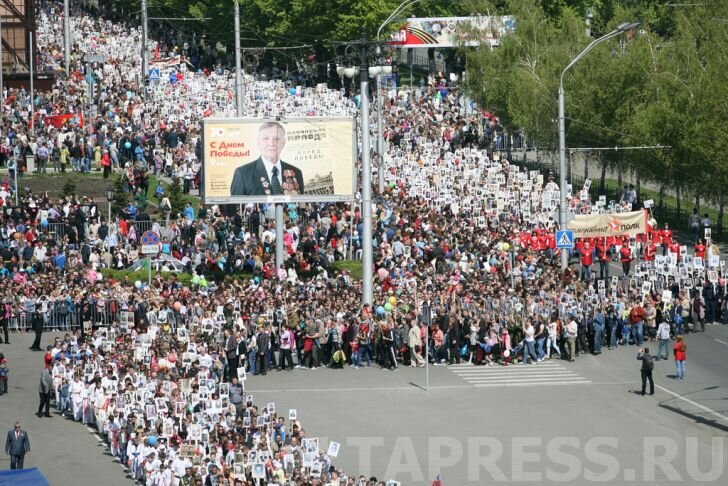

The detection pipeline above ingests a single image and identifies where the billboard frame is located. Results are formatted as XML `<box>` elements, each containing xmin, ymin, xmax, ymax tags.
<box><xmin>201</xmin><ymin>116</ymin><xmax>357</xmax><ymax>205</ymax></box>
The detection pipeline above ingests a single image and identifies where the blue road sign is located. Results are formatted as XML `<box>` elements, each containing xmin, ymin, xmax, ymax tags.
<box><xmin>148</xmin><ymin>68</ymin><xmax>160</xmax><ymax>81</ymax></box>
<box><xmin>556</xmin><ymin>230</ymin><xmax>575</xmax><ymax>249</ymax></box>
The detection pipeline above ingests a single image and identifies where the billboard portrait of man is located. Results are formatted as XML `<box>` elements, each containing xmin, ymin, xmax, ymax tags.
<box><xmin>229</xmin><ymin>122</ymin><xmax>305</xmax><ymax>196</ymax></box>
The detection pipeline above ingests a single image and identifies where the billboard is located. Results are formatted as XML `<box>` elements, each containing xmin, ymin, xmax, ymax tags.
<box><xmin>202</xmin><ymin>118</ymin><xmax>356</xmax><ymax>204</ymax></box>
<box><xmin>390</xmin><ymin>16</ymin><xmax>516</xmax><ymax>48</ymax></box>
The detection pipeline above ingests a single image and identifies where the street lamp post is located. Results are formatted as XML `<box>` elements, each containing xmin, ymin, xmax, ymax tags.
<box><xmin>558</xmin><ymin>22</ymin><xmax>639</xmax><ymax>270</ymax></box>
<box><xmin>338</xmin><ymin>30</ymin><xmax>391</xmax><ymax>306</ymax></box>
<box><xmin>376</xmin><ymin>0</ymin><xmax>421</xmax><ymax>194</ymax></box>
<box><xmin>106</xmin><ymin>188</ymin><xmax>114</xmax><ymax>222</ymax></box>
<box><xmin>369</xmin><ymin>62</ymin><xmax>392</xmax><ymax>194</ymax></box>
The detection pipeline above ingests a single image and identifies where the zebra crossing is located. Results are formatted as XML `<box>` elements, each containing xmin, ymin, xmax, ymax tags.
<box><xmin>446</xmin><ymin>360</ymin><xmax>592</xmax><ymax>387</ymax></box>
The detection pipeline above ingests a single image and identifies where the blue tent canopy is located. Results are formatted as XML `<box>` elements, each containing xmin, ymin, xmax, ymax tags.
<box><xmin>0</xmin><ymin>468</ymin><xmax>50</xmax><ymax>485</ymax></box>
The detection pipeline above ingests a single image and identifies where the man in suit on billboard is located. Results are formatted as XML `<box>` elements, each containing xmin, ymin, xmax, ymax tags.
<box><xmin>229</xmin><ymin>122</ymin><xmax>305</xmax><ymax>196</ymax></box>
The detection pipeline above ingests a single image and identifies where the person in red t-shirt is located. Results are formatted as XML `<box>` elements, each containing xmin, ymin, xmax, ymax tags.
<box><xmin>580</xmin><ymin>242</ymin><xmax>594</xmax><ymax>281</ymax></box>
<box><xmin>668</xmin><ymin>240</ymin><xmax>681</xmax><ymax>261</ymax></box>
<box><xmin>661</xmin><ymin>223</ymin><xmax>673</xmax><ymax>256</ymax></box>
<box><xmin>694</xmin><ymin>239</ymin><xmax>707</xmax><ymax>260</ymax></box>
<box><xmin>545</xmin><ymin>232</ymin><xmax>556</xmax><ymax>260</ymax></box>
<box><xmin>597</xmin><ymin>243</ymin><xmax>610</xmax><ymax>279</ymax></box>
<box><xmin>620</xmin><ymin>244</ymin><xmax>632</xmax><ymax>277</ymax></box>
<box><xmin>644</xmin><ymin>241</ymin><xmax>656</xmax><ymax>262</ymax></box>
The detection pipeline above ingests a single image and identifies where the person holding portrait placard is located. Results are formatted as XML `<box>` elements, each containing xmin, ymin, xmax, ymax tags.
<box><xmin>229</xmin><ymin>122</ymin><xmax>305</xmax><ymax>197</ymax></box>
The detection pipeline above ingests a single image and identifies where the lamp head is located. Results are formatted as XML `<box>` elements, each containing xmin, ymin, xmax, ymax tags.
<box><xmin>368</xmin><ymin>66</ymin><xmax>383</xmax><ymax>77</ymax></box>
<box><xmin>616</xmin><ymin>21</ymin><xmax>640</xmax><ymax>32</ymax></box>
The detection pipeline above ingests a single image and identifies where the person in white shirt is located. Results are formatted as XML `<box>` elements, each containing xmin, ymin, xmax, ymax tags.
<box><xmin>197</xmin><ymin>349</ymin><xmax>212</xmax><ymax>370</ymax></box>
<box><xmin>70</xmin><ymin>374</ymin><xmax>84</xmax><ymax>421</ymax></box>
<box><xmin>170</xmin><ymin>456</ymin><xmax>187</xmax><ymax>485</ymax></box>
<box><xmin>33</xmin><ymin>244</ymin><xmax>47</xmax><ymax>262</ymax></box>
<box><xmin>522</xmin><ymin>322</ymin><xmax>539</xmax><ymax>364</ymax></box>
<box><xmin>144</xmin><ymin>453</ymin><xmax>161</xmax><ymax>486</ymax></box>
<box><xmin>656</xmin><ymin>320</ymin><xmax>671</xmax><ymax>360</ymax></box>
<box><xmin>127</xmin><ymin>435</ymin><xmax>144</xmax><ymax>480</ymax></box>
<box><xmin>565</xmin><ymin>318</ymin><xmax>578</xmax><ymax>362</ymax></box>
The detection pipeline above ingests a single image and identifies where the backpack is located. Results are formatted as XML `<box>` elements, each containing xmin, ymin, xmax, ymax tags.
<box><xmin>643</xmin><ymin>354</ymin><xmax>654</xmax><ymax>371</ymax></box>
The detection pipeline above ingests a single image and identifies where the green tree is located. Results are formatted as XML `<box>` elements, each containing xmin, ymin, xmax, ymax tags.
<box><xmin>60</xmin><ymin>177</ymin><xmax>77</xmax><ymax>198</ymax></box>
<box><xmin>111</xmin><ymin>176</ymin><xmax>130</xmax><ymax>217</ymax></box>
<box><xmin>167</xmin><ymin>177</ymin><xmax>186</xmax><ymax>217</ymax></box>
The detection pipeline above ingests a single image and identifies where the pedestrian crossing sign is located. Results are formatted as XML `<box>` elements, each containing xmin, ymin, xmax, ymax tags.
<box><xmin>556</xmin><ymin>230</ymin><xmax>574</xmax><ymax>249</ymax></box>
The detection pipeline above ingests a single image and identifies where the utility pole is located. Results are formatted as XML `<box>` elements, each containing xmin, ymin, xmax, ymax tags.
<box><xmin>141</xmin><ymin>0</ymin><xmax>148</xmax><ymax>91</ymax></box>
<box><xmin>376</xmin><ymin>70</ymin><xmax>385</xmax><ymax>193</ymax></box>
<box><xmin>29</xmin><ymin>30</ymin><xmax>34</xmax><ymax>134</ymax></box>
<box><xmin>64</xmin><ymin>0</ymin><xmax>71</xmax><ymax>73</ymax></box>
<box><xmin>0</xmin><ymin>14</ymin><xmax>4</xmax><ymax>106</ymax></box>
<box><xmin>234</xmin><ymin>0</ymin><xmax>243</xmax><ymax>117</ymax></box>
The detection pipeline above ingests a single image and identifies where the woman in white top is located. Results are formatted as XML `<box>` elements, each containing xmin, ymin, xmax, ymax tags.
<box><xmin>547</xmin><ymin>318</ymin><xmax>561</xmax><ymax>358</ymax></box>
<box><xmin>656</xmin><ymin>320</ymin><xmax>671</xmax><ymax>360</ymax></box>
<box><xmin>70</xmin><ymin>374</ymin><xmax>85</xmax><ymax>421</ymax></box>
<box><xmin>522</xmin><ymin>323</ymin><xmax>538</xmax><ymax>364</ymax></box>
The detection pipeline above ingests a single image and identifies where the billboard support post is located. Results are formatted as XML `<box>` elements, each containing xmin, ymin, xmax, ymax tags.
<box><xmin>275</xmin><ymin>204</ymin><xmax>284</xmax><ymax>270</ymax></box>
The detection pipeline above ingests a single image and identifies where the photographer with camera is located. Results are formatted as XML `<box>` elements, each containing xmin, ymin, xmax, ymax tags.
<box><xmin>636</xmin><ymin>347</ymin><xmax>655</xmax><ymax>396</ymax></box>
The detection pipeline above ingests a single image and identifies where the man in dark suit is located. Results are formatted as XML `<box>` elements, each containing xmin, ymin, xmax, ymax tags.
<box><xmin>5</xmin><ymin>422</ymin><xmax>30</xmax><ymax>469</ymax></box>
<box><xmin>0</xmin><ymin>299</ymin><xmax>9</xmax><ymax>344</ymax></box>
<box><xmin>37</xmin><ymin>365</ymin><xmax>53</xmax><ymax>417</ymax></box>
<box><xmin>229</xmin><ymin>122</ymin><xmax>305</xmax><ymax>196</ymax></box>
<box><xmin>29</xmin><ymin>310</ymin><xmax>43</xmax><ymax>351</ymax></box>
<box><xmin>224</xmin><ymin>328</ymin><xmax>238</xmax><ymax>381</ymax></box>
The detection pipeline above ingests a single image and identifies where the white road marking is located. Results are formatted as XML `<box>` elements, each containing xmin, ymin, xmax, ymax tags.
<box><xmin>714</xmin><ymin>338</ymin><xmax>728</xmax><ymax>346</ymax></box>
<box><xmin>448</xmin><ymin>361</ymin><xmax>591</xmax><ymax>387</ymax></box>
<box><xmin>474</xmin><ymin>380</ymin><xmax>592</xmax><ymax>387</ymax></box>
<box><xmin>656</xmin><ymin>385</ymin><xmax>728</xmax><ymax>424</ymax></box>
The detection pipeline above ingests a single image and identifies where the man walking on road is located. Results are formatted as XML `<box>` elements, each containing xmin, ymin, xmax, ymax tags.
<box><xmin>637</xmin><ymin>347</ymin><xmax>655</xmax><ymax>396</ymax></box>
<box><xmin>408</xmin><ymin>320</ymin><xmax>425</xmax><ymax>367</ymax></box>
<box><xmin>5</xmin><ymin>422</ymin><xmax>30</xmax><ymax>469</ymax></box>
<box><xmin>29</xmin><ymin>310</ymin><xmax>44</xmax><ymax>351</ymax></box>
<box><xmin>37</xmin><ymin>365</ymin><xmax>53</xmax><ymax>417</ymax></box>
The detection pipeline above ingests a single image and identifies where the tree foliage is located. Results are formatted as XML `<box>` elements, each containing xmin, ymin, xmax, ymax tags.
<box><xmin>464</xmin><ymin>0</ymin><xmax>728</xmax><ymax>206</ymax></box>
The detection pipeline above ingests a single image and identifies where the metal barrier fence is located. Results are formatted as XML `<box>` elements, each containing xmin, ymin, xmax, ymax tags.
<box><xmin>491</xmin><ymin>131</ymin><xmax>531</xmax><ymax>152</ymax></box>
<box><xmin>8</xmin><ymin>300</ymin><xmax>195</xmax><ymax>333</ymax></box>
<box><xmin>46</xmin><ymin>222</ymin><xmax>65</xmax><ymax>239</ymax></box>
<box><xmin>8</xmin><ymin>299</ymin><xmax>120</xmax><ymax>332</ymax></box>
<box><xmin>132</xmin><ymin>220</ymin><xmax>167</xmax><ymax>236</ymax></box>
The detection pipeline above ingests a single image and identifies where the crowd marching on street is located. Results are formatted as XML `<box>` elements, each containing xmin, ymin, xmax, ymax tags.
<box><xmin>0</xmin><ymin>1</ymin><xmax>721</xmax><ymax>485</ymax></box>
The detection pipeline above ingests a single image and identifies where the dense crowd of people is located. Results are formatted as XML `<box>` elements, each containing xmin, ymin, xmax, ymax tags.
<box><xmin>0</xmin><ymin>1</ymin><xmax>724</xmax><ymax>485</ymax></box>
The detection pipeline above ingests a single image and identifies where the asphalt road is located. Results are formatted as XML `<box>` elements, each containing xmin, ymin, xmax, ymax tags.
<box><xmin>0</xmin><ymin>332</ymin><xmax>131</xmax><ymax>486</ymax></box>
<box><xmin>2</xmin><ymin>328</ymin><xmax>727</xmax><ymax>485</ymax></box>
<box><xmin>245</xmin><ymin>326</ymin><xmax>728</xmax><ymax>485</ymax></box>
